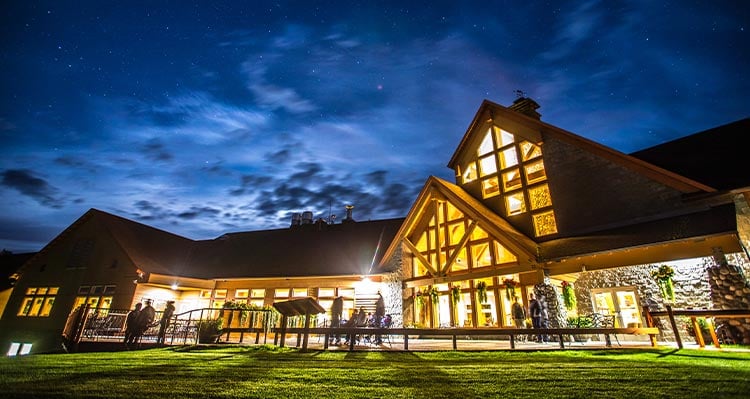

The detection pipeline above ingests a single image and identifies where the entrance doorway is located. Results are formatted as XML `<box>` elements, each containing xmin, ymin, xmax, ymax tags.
<box><xmin>591</xmin><ymin>287</ymin><xmax>642</xmax><ymax>327</ymax></box>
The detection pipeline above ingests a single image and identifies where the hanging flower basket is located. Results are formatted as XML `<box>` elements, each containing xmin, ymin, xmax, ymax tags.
<box><xmin>651</xmin><ymin>264</ymin><xmax>676</xmax><ymax>302</ymax></box>
<box><xmin>561</xmin><ymin>281</ymin><xmax>576</xmax><ymax>310</ymax></box>
<box><xmin>502</xmin><ymin>278</ymin><xmax>518</xmax><ymax>301</ymax></box>
<box><xmin>476</xmin><ymin>281</ymin><xmax>488</xmax><ymax>304</ymax></box>
<box><xmin>450</xmin><ymin>285</ymin><xmax>461</xmax><ymax>305</ymax></box>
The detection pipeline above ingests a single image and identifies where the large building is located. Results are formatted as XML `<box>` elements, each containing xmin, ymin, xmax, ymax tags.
<box><xmin>2</xmin><ymin>98</ymin><xmax>749</xmax><ymax>354</ymax></box>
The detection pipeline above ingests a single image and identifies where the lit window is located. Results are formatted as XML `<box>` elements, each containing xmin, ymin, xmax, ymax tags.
<box><xmin>499</xmin><ymin>148</ymin><xmax>518</xmax><ymax>169</ymax></box>
<box><xmin>462</xmin><ymin>162</ymin><xmax>477</xmax><ymax>183</ymax></box>
<box><xmin>524</xmin><ymin>160</ymin><xmax>547</xmax><ymax>184</ymax></box>
<box><xmin>415</xmin><ymin>232</ymin><xmax>427</xmax><ymax>252</ymax></box>
<box><xmin>449</xmin><ymin>222</ymin><xmax>465</xmax><ymax>245</ymax></box>
<box><xmin>235</xmin><ymin>289</ymin><xmax>249</xmax><ymax>298</ymax></box>
<box><xmin>529</xmin><ymin>184</ymin><xmax>552</xmax><ymax>210</ymax></box>
<box><xmin>505</xmin><ymin>193</ymin><xmax>527</xmax><ymax>216</ymax></box>
<box><xmin>451</xmin><ymin>248</ymin><xmax>469</xmax><ymax>271</ymax></box>
<box><xmin>497</xmin><ymin>128</ymin><xmax>515</xmax><ymax>147</ymax></box>
<box><xmin>214</xmin><ymin>289</ymin><xmax>227</xmax><ymax>298</ymax></box>
<box><xmin>533</xmin><ymin>210</ymin><xmax>558</xmax><ymax>236</ymax></box>
<box><xmin>471</xmin><ymin>243</ymin><xmax>492</xmax><ymax>267</ymax></box>
<box><xmin>338</xmin><ymin>288</ymin><xmax>354</xmax><ymax>298</ymax></box>
<box><xmin>471</xmin><ymin>226</ymin><xmax>488</xmax><ymax>240</ymax></box>
<box><xmin>200</xmin><ymin>290</ymin><xmax>212</xmax><ymax>299</ymax></box>
<box><xmin>478</xmin><ymin>129</ymin><xmax>494</xmax><ymax>155</ymax></box>
<box><xmin>293</xmin><ymin>288</ymin><xmax>308</xmax><ymax>297</ymax></box>
<box><xmin>493</xmin><ymin>241</ymin><xmax>517</xmax><ymax>264</ymax></box>
<box><xmin>275</xmin><ymin>289</ymin><xmax>290</xmax><ymax>298</ymax></box>
<box><xmin>18</xmin><ymin>286</ymin><xmax>59</xmax><ymax>317</ymax></box>
<box><xmin>446</xmin><ymin>202</ymin><xmax>462</xmax><ymax>221</ymax></box>
<box><xmin>482</xmin><ymin>177</ymin><xmax>500</xmax><ymax>198</ymax></box>
<box><xmin>318</xmin><ymin>288</ymin><xmax>335</xmax><ymax>297</ymax></box>
<box><xmin>413</xmin><ymin>257</ymin><xmax>429</xmax><ymax>277</ymax></box>
<box><xmin>478</xmin><ymin>155</ymin><xmax>497</xmax><ymax>176</ymax></box>
<box><xmin>520</xmin><ymin>141</ymin><xmax>542</xmax><ymax>161</ymax></box>
<box><xmin>251</xmin><ymin>289</ymin><xmax>266</xmax><ymax>298</ymax></box>
<box><xmin>7</xmin><ymin>343</ymin><xmax>20</xmax><ymax>356</ymax></box>
<box><xmin>502</xmin><ymin>169</ymin><xmax>522</xmax><ymax>191</ymax></box>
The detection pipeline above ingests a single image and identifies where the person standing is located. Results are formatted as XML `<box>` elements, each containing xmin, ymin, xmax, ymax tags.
<box><xmin>374</xmin><ymin>292</ymin><xmax>386</xmax><ymax>345</ymax></box>
<box><xmin>123</xmin><ymin>302</ymin><xmax>142</xmax><ymax>348</ymax></box>
<box><xmin>529</xmin><ymin>293</ymin><xmax>543</xmax><ymax>343</ymax></box>
<box><xmin>511</xmin><ymin>296</ymin><xmax>526</xmax><ymax>328</ymax></box>
<box><xmin>135</xmin><ymin>299</ymin><xmax>156</xmax><ymax>345</ymax></box>
<box><xmin>156</xmin><ymin>300</ymin><xmax>176</xmax><ymax>345</ymax></box>
<box><xmin>330</xmin><ymin>296</ymin><xmax>343</xmax><ymax>345</ymax></box>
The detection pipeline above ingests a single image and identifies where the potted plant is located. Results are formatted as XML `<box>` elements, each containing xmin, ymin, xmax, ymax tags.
<box><xmin>196</xmin><ymin>317</ymin><xmax>223</xmax><ymax>344</ymax></box>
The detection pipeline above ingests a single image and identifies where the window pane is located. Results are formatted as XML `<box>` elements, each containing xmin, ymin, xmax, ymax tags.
<box><xmin>17</xmin><ymin>298</ymin><xmax>32</xmax><ymax>316</ymax></box>
<box><xmin>497</xmin><ymin>128</ymin><xmax>514</xmax><ymax>147</ymax></box>
<box><xmin>99</xmin><ymin>297</ymin><xmax>113</xmax><ymax>310</ymax></box>
<box><xmin>482</xmin><ymin>177</ymin><xmax>500</xmax><ymax>198</ymax></box>
<box><xmin>499</xmin><ymin>148</ymin><xmax>518</xmax><ymax>169</ymax></box>
<box><xmin>449</xmin><ymin>222</ymin><xmax>465</xmax><ymax>245</ymax></box>
<box><xmin>533</xmin><ymin>210</ymin><xmax>558</xmax><ymax>236</ymax></box>
<box><xmin>292</xmin><ymin>288</ymin><xmax>307</xmax><ymax>297</ymax></box>
<box><xmin>338</xmin><ymin>288</ymin><xmax>354</xmax><ymax>298</ymax></box>
<box><xmin>235</xmin><ymin>289</ymin><xmax>249</xmax><ymax>298</ymax></box>
<box><xmin>274</xmin><ymin>289</ymin><xmax>290</xmax><ymax>298</ymax></box>
<box><xmin>29</xmin><ymin>298</ymin><xmax>44</xmax><ymax>316</ymax></box>
<box><xmin>26</xmin><ymin>288</ymin><xmax>37</xmax><ymax>295</ymax></box>
<box><xmin>478</xmin><ymin>129</ymin><xmax>494</xmax><ymax>155</ymax></box>
<box><xmin>529</xmin><ymin>184</ymin><xmax>552</xmax><ymax>210</ymax></box>
<box><xmin>471</xmin><ymin>243</ymin><xmax>492</xmax><ymax>267</ymax></box>
<box><xmin>446</xmin><ymin>202</ymin><xmax>462</xmax><ymax>221</ymax></box>
<box><xmin>493</xmin><ymin>241</ymin><xmax>517</xmax><ymax>264</ymax></box>
<box><xmin>214</xmin><ymin>289</ymin><xmax>227</xmax><ymax>298</ymax></box>
<box><xmin>251</xmin><ymin>289</ymin><xmax>266</xmax><ymax>298</ymax></box>
<box><xmin>520</xmin><ymin>141</ymin><xmax>542</xmax><ymax>161</ymax></box>
<box><xmin>40</xmin><ymin>298</ymin><xmax>55</xmax><ymax>317</ymax></box>
<box><xmin>462</xmin><ymin>162</ymin><xmax>478</xmax><ymax>183</ymax></box>
<box><xmin>478</xmin><ymin>155</ymin><xmax>497</xmax><ymax>176</ymax></box>
<box><xmin>200</xmin><ymin>290</ymin><xmax>212</xmax><ymax>298</ymax></box>
<box><xmin>103</xmin><ymin>285</ymin><xmax>116</xmax><ymax>295</ymax></box>
<box><xmin>471</xmin><ymin>226</ymin><xmax>488</xmax><ymax>240</ymax></box>
<box><xmin>505</xmin><ymin>193</ymin><xmax>527</xmax><ymax>216</ymax></box>
<box><xmin>48</xmin><ymin>287</ymin><xmax>59</xmax><ymax>295</ymax></box>
<box><xmin>37</xmin><ymin>287</ymin><xmax>48</xmax><ymax>295</ymax></box>
<box><xmin>451</xmin><ymin>248</ymin><xmax>468</xmax><ymax>271</ymax></box>
<box><xmin>502</xmin><ymin>169</ymin><xmax>522</xmax><ymax>192</ymax></box>
<box><xmin>73</xmin><ymin>296</ymin><xmax>86</xmax><ymax>310</ymax></box>
<box><xmin>318</xmin><ymin>288</ymin><xmax>335</xmax><ymax>297</ymax></box>
<box><xmin>525</xmin><ymin>160</ymin><xmax>547</xmax><ymax>184</ymax></box>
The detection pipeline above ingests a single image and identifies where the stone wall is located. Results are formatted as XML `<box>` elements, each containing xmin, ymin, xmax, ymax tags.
<box><xmin>572</xmin><ymin>252</ymin><xmax>750</xmax><ymax>342</ymax></box>
<box><xmin>383</xmin><ymin>244</ymin><xmax>405</xmax><ymax>327</ymax></box>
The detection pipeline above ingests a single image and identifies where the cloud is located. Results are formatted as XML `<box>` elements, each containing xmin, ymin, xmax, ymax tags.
<box><xmin>141</xmin><ymin>139</ymin><xmax>174</xmax><ymax>162</ymax></box>
<box><xmin>0</xmin><ymin>169</ymin><xmax>63</xmax><ymax>208</ymax></box>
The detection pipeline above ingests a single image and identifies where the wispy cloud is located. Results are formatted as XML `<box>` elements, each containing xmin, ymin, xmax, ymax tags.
<box><xmin>1</xmin><ymin>169</ymin><xmax>64</xmax><ymax>208</ymax></box>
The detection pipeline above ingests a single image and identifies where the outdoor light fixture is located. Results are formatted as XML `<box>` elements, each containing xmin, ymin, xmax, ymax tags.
<box><xmin>171</xmin><ymin>283</ymin><xmax>179</xmax><ymax>290</ymax></box>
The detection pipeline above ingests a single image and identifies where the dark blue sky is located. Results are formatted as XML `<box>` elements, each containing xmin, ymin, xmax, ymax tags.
<box><xmin>1</xmin><ymin>1</ymin><xmax>748</xmax><ymax>252</ymax></box>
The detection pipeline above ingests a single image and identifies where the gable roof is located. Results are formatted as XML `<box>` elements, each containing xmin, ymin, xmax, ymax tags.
<box><xmin>448</xmin><ymin>99</ymin><xmax>716</xmax><ymax>194</ymax></box>
<box><xmin>186</xmin><ymin>218</ymin><xmax>403</xmax><ymax>279</ymax></box>
<box><xmin>630</xmin><ymin>118</ymin><xmax>750</xmax><ymax>191</ymax></box>
<box><xmin>379</xmin><ymin>176</ymin><xmax>539</xmax><ymax>269</ymax></box>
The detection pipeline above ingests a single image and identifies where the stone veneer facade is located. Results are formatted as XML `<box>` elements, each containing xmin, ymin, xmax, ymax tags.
<box><xmin>567</xmin><ymin>251</ymin><xmax>750</xmax><ymax>343</ymax></box>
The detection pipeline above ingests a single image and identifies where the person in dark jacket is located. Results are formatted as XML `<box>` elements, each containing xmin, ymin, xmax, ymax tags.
<box><xmin>330</xmin><ymin>296</ymin><xmax>344</xmax><ymax>345</ymax></box>
<box><xmin>374</xmin><ymin>292</ymin><xmax>386</xmax><ymax>345</ymax></box>
<box><xmin>529</xmin><ymin>293</ymin><xmax>543</xmax><ymax>343</ymax></box>
<box><xmin>124</xmin><ymin>302</ymin><xmax>142</xmax><ymax>348</ymax></box>
<box><xmin>156</xmin><ymin>300</ymin><xmax>176</xmax><ymax>345</ymax></box>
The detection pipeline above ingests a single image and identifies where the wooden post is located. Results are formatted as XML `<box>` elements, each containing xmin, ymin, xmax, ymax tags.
<box><xmin>605</xmin><ymin>334</ymin><xmax>612</xmax><ymax>347</ymax></box>
<box><xmin>690</xmin><ymin>316</ymin><xmax>705</xmax><ymax>348</ymax></box>
<box><xmin>404</xmin><ymin>334</ymin><xmax>409</xmax><ymax>350</ymax></box>
<box><xmin>510</xmin><ymin>334</ymin><xmax>515</xmax><ymax>349</ymax></box>
<box><xmin>279</xmin><ymin>315</ymin><xmax>288</xmax><ymax>348</ymax></box>
<box><xmin>705</xmin><ymin>318</ymin><xmax>721</xmax><ymax>348</ymax></box>
<box><xmin>666</xmin><ymin>304</ymin><xmax>683</xmax><ymax>349</ymax></box>
<box><xmin>558</xmin><ymin>334</ymin><xmax>564</xmax><ymax>349</ymax></box>
<box><xmin>452</xmin><ymin>335</ymin><xmax>457</xmax><ymax>350</ymax></box>
<box><xmin>642</xmin><ymin>305</ymin><xmax>658</xmax><ymax>347</ymax></box>
<box><xmin>301</xmin><ymin>313</ymin><xmax>311</xmax><ymax>351</ymax></box>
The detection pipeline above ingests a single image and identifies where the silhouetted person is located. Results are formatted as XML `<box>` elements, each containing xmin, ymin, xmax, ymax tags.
<box><xmin>330</xmin><ymin>296</ymin><xmax>344</xmax><ymax>345</ymax></box>
<box><xmin>135</xmin><ymin>299</ymin><xmax>156</xmax><ymax>345</ymax></box>
<box><xmin>511</xmin><ymin>296</ymin><xmax>526</xmax><ymax>328</ymax></box>
<box><xmin>124</xmin><ymin>302</ymin><xmax>142</xmax><ymax>348</ymax></box>
<box><xmin>529</xmin><ymin>293</ymin><xmax>543</xmax><ymax>342</ymax></box>
<box><xmin>374</xmin><ymin>292</ymin><xmax>386</xmax><ymax>345</ymax></box>
<box><xmin>157</xmin><ymin>300</ymin><xmax>176</xmax><ymax>345</ymax></box>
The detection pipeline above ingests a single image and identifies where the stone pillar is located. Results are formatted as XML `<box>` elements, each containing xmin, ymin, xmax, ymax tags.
<box><xmin>534</xmin><ymin>269</ymin><xmax>566</xmax><ymax>329</ymax></box>
<box><xmin>706</xmin><ymin>251</ymin><xmax>750</xmax><ymax>344</ymax></box>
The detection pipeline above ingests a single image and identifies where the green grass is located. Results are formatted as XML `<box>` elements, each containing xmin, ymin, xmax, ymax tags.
<box><xmin>1</xmin><ymin>346</ymin><xmax>749</xmax><ymax>398</ymax></box>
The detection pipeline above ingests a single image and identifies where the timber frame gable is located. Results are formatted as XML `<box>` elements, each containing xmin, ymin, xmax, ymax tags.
<box><xmin>383</xmin><ymin>176</ymin><xmax>540</xmax><ymax>288</ymax></box>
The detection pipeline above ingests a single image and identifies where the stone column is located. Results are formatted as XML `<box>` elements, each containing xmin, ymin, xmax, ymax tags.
<box><xmin>707</xmin><ymin>250</ymin><xmax>750</xmax><ymax>344</ymax></box>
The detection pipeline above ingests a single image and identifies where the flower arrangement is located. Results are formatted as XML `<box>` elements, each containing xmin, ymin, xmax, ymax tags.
<box><xmin>450</xmin><ymin>285</ymin><xmax>461</xmax><ymax>305</ymax></box>
<box><xmin>428</xmin><ymin>286</ymin><xmax>440</xmax><ymax>305</ymax></box>
<box><xmin>502</xmin><ymin>278</ymin><xmax>518</xmax><ymax>301</ymax></box>
<box><xmin>651</xmin><ymin>264</ymin><xmax>676</xmax><ymax>302</ymax></box>
<box><xmin>476</xmin><ymin>281</ymin><xmax>488</xmax><ymax>303</ymax></box>
<box><xmin>561</xmin><ymin>281</ymin><xmax>576</xmax><ymax>310</ymax></box>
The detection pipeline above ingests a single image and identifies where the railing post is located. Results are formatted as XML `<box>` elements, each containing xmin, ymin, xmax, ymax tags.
<box><xmin>705</xmin><ymin>318</ymin><xmax>721</xmax><ymax>348</ymax></box>
<box><xmin>690</xmin><ymin>316</ymin><xmax>705</xmax><ymax>348</ymax></box>
<box><xmin>666</xmin><ymin>304</ymin><xmax>683</xmax><ymax>349</ymax></box>
<box><xmin>404</xmin><ymin>333</ymin><xmax>409</xmax><ymax>350</ymax></box>
<box><xmin>642</xmin><ymin>305</ymin><xmax>658</xmax><ymax>347</ymax></box>
<box><xmin>510</xmin><ymin>334</ymin><xmax>515</xmax><ymax>349</ymax></box>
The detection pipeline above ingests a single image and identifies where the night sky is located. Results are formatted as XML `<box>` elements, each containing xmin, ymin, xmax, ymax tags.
<box><xmin>1</xmin><ymin>1</ymin><xmax>748</xmax><ymax>253</ymax></box>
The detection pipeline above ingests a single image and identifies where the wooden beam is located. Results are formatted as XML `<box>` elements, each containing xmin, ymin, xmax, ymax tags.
<box><xmin>403</xmin><ymin>238</ymin><xmax>440</xmax><ymax>277</ymax></box>
<box><xmin>440</xmin><ymin>221</ymin><xmax>477</xmax><ymax>275</ymax></box>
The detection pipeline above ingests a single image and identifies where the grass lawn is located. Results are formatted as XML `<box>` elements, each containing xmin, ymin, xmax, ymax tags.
<box><xmin>0</xmin><ymin>345</ymin><xmax>748</xmax><ymax>398</ymax></box>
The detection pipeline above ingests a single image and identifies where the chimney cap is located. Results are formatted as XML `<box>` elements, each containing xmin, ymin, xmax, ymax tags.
<box><xmin>509</xmin><ymin>92</ymin><xmax>541</xmax><ymax>119</ymax></box>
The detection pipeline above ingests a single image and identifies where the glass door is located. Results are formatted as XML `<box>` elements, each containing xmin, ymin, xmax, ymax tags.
<box><xmin>591</xmin><ymin>287</ymin><xmax>642</xmax><ymax>327</ymax></box>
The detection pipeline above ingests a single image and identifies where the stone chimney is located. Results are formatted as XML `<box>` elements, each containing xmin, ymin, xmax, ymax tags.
<box><xmin>509</xmin><ymin>92</ymin><xmax>541</xmax><ymax>119</ymax></box>
<box><xmin>343</xmin><ymin>205</ymin><xmax>355</xmax><ymax>223</ymax></box>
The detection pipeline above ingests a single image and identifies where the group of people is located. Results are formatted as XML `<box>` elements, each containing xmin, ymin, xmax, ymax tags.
<box><xmin>511</xmin><ymin>293</ymin><xmax>550</xmax><ymax>343</ymax></box>
<box><xmin>329</xmin><ymin>292</ymin><xmax>390</xmax><ymax>346</ymax></box>
<box><xmin>123</xmin><ymin>299</ymin><xmax>175</xmax><ymax>348</ymax></box>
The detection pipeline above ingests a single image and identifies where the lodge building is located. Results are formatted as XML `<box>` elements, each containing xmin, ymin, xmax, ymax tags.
<box><xmin>2</xmin><ymin>97</ymin><xmax>749</xmax><ymax>354</ymax></box>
